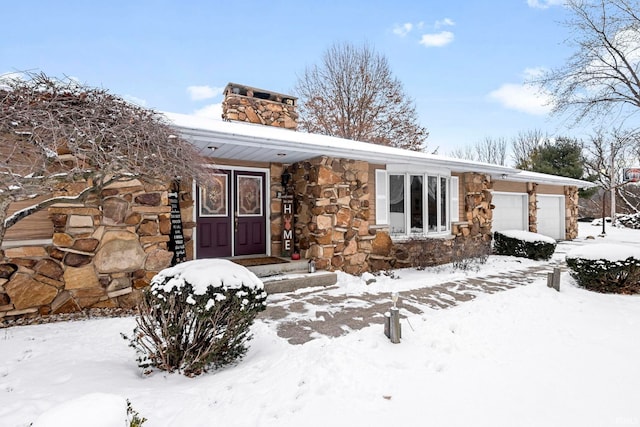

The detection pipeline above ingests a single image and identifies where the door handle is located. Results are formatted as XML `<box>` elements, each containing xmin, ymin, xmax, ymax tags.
<box><xmin>234</xmin><ymin>212</ymin><xmax>239</xmax><ymax>232</ymax></box>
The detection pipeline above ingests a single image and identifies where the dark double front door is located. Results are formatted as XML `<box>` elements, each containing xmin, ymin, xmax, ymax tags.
<box><xmin>196</xmin><ymin>169</ymin><xmax>267</xmax><ymax>258</ymax></box>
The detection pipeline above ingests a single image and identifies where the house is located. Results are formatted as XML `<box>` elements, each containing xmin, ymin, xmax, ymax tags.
<box><xmin>0</xmin><ymin>83</ymin><xmax>594</xmax><ymax>319</ymax></box>
<box><xmin>168</xmin><ymin>83</ymin><xmax>591</xmax><ymax>274</ymax></box>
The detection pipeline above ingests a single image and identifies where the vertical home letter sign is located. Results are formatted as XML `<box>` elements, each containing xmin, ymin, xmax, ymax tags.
<box><xmin>281</xmin><ymin>195</ymin><xmax>294</xmax><ymax>256</ymax></box>
<box><xmin>168</xmin><ymin>181</ymin><xmax>187</xmax><ymax>265</ymax></box>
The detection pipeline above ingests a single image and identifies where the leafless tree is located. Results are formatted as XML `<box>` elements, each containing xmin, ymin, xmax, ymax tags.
<box><xmin>0</xmin><ymin>72</ymin><xmax>212</xmax><ymax>245</ymax></box>
<box><xmin>448</xmin><ymin>137</ymin><xmax>508</xmax><ymax>165</ymax></box>
<box><xmin>583</xmin><ymin>127</ymin><xmax>640</xmax><ymax>214</ymax></box>
<box><xmin>534</xmin><ymin>0</ymin><xmax>640</xmax><ymax>124</ymax></box>
<box><xmin>448</xmin><ymin>145</ymin><xmax>477</xmax><ymax>162</ymax></box>
<box><xmin>511</xmin><ymin>129</ymin><xmax>547</xmax><ymax>169</ymax></box>
<box><xmin>295</xmin><ymin>42</ymin><xmax>428</xmax><ymax>151</ymax></box>
<box><xmin>477</xmin><ymin>137</ymin><xmax>508</xmax><ymax>165</ymax></box>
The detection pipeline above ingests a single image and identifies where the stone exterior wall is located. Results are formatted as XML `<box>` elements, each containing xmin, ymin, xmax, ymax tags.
<box><xmin>564</xmin><ymin>186</ymin><xmax>579</xmax><ymax>239</ymax></box>
<box><xmin>527</xmin><ymin>182</ymin><xmax>538</xmax><ymax>234</ymax></box>
<box><xmin>269</xmin><ymin>163</ymin><xmax>286</xmax><ymax>256</ymax></box>
<box><xmin>0</xmin><ymin>179</ymin><xmax>194</xmax><ymax>321</ymax></box>
<box><xmin>288</xmin><ymin>159</ymin><xmax>494</xmax><ymax>273</ymax></box>
<box><xmin>222</xmin><ymin>94</ymin><xmax>298</xmax><ymax>130</ymax></box>
<box><xmin>287</xmin><ymin>157</ymin><xmax>372</xmax><ymax>275</ymax></box>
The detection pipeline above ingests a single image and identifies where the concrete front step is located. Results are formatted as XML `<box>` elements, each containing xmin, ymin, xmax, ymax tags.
<box><xmin>245</xmin><ymin>259</ymin><xmax>310</xmax><ymax>278</ymax></box>
<box><xmin>262</xmin><ymin>271</ymin><xmax>338</xmax><ymax>294</ymax></box>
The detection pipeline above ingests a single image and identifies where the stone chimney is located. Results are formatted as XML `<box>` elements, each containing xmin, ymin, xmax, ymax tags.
<box><xmin>221</xmin><ymin>83</ymin><xmax>298</xmax><ymax>130</ymax></box>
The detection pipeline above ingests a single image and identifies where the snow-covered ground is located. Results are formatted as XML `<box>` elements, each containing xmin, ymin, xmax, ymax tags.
<box><xmin>2</xmin><ymin>223</ymin><xmax>639</xmax><ymax>427</ymax></box>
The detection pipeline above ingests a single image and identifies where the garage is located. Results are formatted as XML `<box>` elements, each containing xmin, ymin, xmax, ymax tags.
<box><xmin>492</xmin><ymin>192</ymin><xmax>528</xmax><ymax>233</ymax></box>
<box><xmin>537</xmin><ymin>195</ymin><xmax>565</xmax><ymax>240</ymax></box>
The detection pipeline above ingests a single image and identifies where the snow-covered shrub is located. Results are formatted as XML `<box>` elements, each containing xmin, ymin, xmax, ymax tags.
<box><xmin>124</xmin><ymin>259</ymin><xmax>267</xmax><ymax>377</ymax></box>
<box><xmin>618</xmin><ymin>213</ymin><xmax>640</xmax><ymax>229</ymax></box>
<box><xmin>493</xmin><ymin>230</ymin><xmax>557</xmax><ymax>261</ymax></box>
<box><xmin>566</xmin><ymin>244</ymin><xmax>640</xmax><ymax>294</ymax></box>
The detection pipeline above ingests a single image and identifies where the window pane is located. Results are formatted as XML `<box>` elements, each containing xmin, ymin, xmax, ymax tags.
<box><xmin>389</xmin><ymin>175</ymin><xmax>405</xmax><ymax>234</ymax></box>
<box><xmin>440</xmin><ymin>177</ymin><xmax>448</xmax><ymax>231</ymax></box>
<box><xmin>428</xmin><ymin>176</ymin><xmax>437</xmax><ymax>232</ymax></box>
<box><xmin>410</xmin><ymin>175</ymin><xmax>423</xmax><ymax>233</ymax></box>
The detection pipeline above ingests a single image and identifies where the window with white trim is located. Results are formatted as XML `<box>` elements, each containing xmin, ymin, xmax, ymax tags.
<box><xmin>386</xmin><ymin>172</ymin><xmax>452</xmax><ymax>237</ymax></box>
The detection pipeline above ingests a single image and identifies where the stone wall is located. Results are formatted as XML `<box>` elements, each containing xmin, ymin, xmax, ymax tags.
<box><xmin>527</xmin><ymin>182</ymin><xmax>538</xmax><ymax>234</ymax></box>
<box><xmin>0</xmin><ymin>179</ymin><xmax>194</xmax><ymax>321</ymax></box>
<box><xmin>287</xmin><ymin>157</ymin><xmax>373</xmax><ymax>274</ymax></box>
<box><xmin>288</xmin><ymin>159</ymin><xmax>494</xmax><ymax>273</ymax></box>
<box><xmin>269</xmin><ymin>163</ymin><xmax>286</xmax><ymax>256</ymax></box>
<box><xmin>564</xmin><ymin>186</ymin><xmax>579</xmax><ymax>239</ymax></box>
<box><xmin>222</xmin><ymin>94</ymin><xmax>298</xmax><ymax>130</ymax></box>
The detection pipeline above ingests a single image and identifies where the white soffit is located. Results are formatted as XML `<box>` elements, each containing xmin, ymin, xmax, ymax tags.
<box><xmin>165</xmin><ymin>112</ymin><xmax>592</xmax><ymax>188</ymax></box>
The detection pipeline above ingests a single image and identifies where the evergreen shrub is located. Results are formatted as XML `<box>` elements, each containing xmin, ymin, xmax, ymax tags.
<box><xmin>493</xmin><ymin>230</ymin><xmax>556</xmax><ymax>260</ymax></box>
<box><xmin>566</xmin><ymin>244</ymin><xmax>640</xmax><ymax>294</ymax></box>
<box><xmin>123</xmin><ymin>259</ymin><xmax>267</xmax><ymax>377</ymax></box>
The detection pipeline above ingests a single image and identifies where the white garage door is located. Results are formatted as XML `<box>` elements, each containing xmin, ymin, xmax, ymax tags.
<box><xmin>537</xmin><ymin>195</ymin><xmax>565</xmax><ymax>240</ymax></box>
<box><xmin>492</xmin><ymin>192</ymin><xmax>528</xmax><ymax>233</ymax></box>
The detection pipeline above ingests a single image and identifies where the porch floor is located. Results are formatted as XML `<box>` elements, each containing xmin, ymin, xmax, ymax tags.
<box><xmin>230</xmin><ymin>256</ymin><xmax>338</xmax><ymax>294</ymax></box>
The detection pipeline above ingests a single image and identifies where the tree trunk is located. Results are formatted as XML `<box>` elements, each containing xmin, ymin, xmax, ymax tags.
<box><xmin>0</xmin><ymin>197</ymin><xmax>12</xmax><ymax>249</ymax></box>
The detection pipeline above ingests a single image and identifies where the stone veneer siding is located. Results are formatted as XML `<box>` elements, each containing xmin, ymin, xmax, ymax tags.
<box><xmin>222</xmin><ymin>94</ymin><xmax>298</xmax><ymax>130</ymax></box>
<box><xmin>286</xmin><ymin>157</ymin><xmax>372</xmax><ymax>275</ymax></box>
<box><xmin>269</xmin><ymin>163</ymin><xmax>286</xmax><ymax>256</ymax></box>
<box><xmin>286</xmin><ymin>157</ymin><xmax>495</xmax><ymax>274</ymax></box>
<box><xmin>564</xmin><ymin>186</ymin><xmax>579</xmax><ymax>239</ymax></box>
<box><xmin>527</xmin><ymin>182</ymin><xmax>538</xmax><ymax>234</ymax></box>
<box><xmin>0</xmin><ymin>179</ymin><xmax>194</xmax><ymax>321</ymax></box>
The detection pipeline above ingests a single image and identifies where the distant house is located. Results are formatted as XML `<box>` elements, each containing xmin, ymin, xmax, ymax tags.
<box><xmin>0</xmin><ymin>82</ymin><xmax>594</xmax><ymax>319</ymax></box>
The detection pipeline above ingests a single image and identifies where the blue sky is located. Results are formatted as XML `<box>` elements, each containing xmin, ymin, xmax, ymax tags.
<box><xmin>2</xmin><ymin>0</ymin><xmax>584</xmax><ymax>154</ymax></box>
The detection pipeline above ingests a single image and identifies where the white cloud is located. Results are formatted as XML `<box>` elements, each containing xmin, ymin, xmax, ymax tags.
<box><xmin>435</xmin><ymin>18</ymin><xmax>455</xmax><ymax>28</ymax></box>
<box><xmin>193</xmin><ymin>103</ymin><xmax>223</xmax><ymax>120</ymax></box>
<box><xmin>527</xmin><ymin>0</ymin><xmax>564</xmax><ymax>9</ymax></box>
<box><xmin>187</xmin><ymin>85</ymin><xmax>224</xmax><ymax>101</ymax></box>
<box><xmin>488</xmin><ymin>81</ymin><xmax>553</xmax><ymax>115</ymax></box>
<box><xmin>419</xmin><ymin>31</ymin><xmax>454</xmax><ymax>47</ymax></box>
<box><xmin>393</xmin><ymin>23</ymin><xmax>413</xmax><ymax>37</ymax></box>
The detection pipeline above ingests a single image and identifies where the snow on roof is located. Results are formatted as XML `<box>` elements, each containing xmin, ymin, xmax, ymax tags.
<box><xmin>501</xmin><ymin>169</ymin><xmax>597</xmax><ymax>188</ymax></box>
<box><xmin>165</xmin><ymin>112</ymin><xmax>595</xmax><ymax>188</ymax></box>
<box><xmin>164</xmin><ymin>112</ymin><xmax>517</xmax><ymax>174</ymax></box>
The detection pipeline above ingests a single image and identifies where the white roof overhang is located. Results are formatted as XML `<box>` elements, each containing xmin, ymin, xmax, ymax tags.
<box><xmin>495</xmin><ymin>170</ymin><xmax>597</xmax><ymax>188</ymax></box>
<box><xmin>167</xmin><ymin>113</ymin><xmax>516</xmax><ymax>174</ymax></box>
<box><xmin>166</xmin><ymin>113</ymin><xmax>595</xmax><ymax>188</ymax></box>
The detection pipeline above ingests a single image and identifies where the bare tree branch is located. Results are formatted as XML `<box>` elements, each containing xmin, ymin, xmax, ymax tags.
<box><xmin>295</xmin><ymin>42</ymin><xmax>429</xmax><ymax>151</ymax></box>
<box><xmin>0</xmin><ymin>72</ymin><xmax>213</xmax><ymax>244</ymax></box>
<box><xmin>511</xmin><ymin>129</ymin><xmax>547</xmax><ymax>169</ymax></box>
<box><xmin>448</xmin><ymin>137</ymin><xmax>508</xmax><ymax>165</ymax></box>
<box><xmin>533</xmin><ymin>0</ymin><xmax>640</xmax><ymax>124</ymax></box>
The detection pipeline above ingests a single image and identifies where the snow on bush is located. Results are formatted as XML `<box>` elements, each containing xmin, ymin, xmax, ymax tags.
<box><xmin>493</xmin><ymin>230</ymin><xmax>557</xmax><ymax>260</ymax></box>
<box><xmin>123</xmin><ymin>259</ymin><xmax>267</xmax><ymax>377</ymax></box>
<box><xmin>566</xmin><ymin>244</ymin><xmax>640</xmax><ymax>294</ymax></box>
<box><xmin>618</xmin><ymin>212</ymin><xmax>640</xmax><ymax>229</ymax></box>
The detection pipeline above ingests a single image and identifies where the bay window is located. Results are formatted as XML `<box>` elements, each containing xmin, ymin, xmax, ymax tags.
<box><xmin>385</xmin><ymin>172</ymin><xmax>452</xmax><ymax>237</ymax></box>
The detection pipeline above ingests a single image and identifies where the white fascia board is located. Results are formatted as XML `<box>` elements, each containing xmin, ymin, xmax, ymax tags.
<box><xmin>503</xmin><ymin>170</ymin><xmax>597</xmax><ymax>188</ymax></box>
<box><xmin>174</xmin><ymin>122</ymin><xmax>518</xmax><ymax>176</ymax></box>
